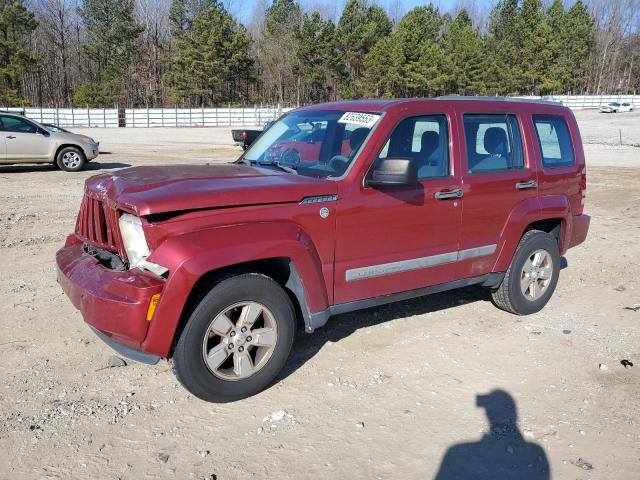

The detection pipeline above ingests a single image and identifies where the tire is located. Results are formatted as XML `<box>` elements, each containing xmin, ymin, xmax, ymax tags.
<box><xmin>491</xmin><ymin>230</ymin><xmax>560</xmax><ymax>315</ymax></box>
<box><xmin>56</xmin><ymin>146</ymin><xmax>86</xmax><ymax>172</ymax></box>
<box><xmin>173</xmin><ymin>273</ymin><xmax>296</xmax><ymax>402</ymax></box>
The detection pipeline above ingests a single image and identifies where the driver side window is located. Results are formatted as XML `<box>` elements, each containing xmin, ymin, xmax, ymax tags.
<box><xmin>0</xmin><ymin>116</ymin><xmax>38</xmax><ymax>134</ymax></box>
<box><xmin>377</xmin><ymin>115</ymin><xmax>450</xmax><ymax>179</ymax></box>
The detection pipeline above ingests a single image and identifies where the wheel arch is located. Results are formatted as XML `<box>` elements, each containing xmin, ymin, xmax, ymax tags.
<box><xmin>53</xmin><ymin>143</ymin><xmax>84</xmax><ymax>164</ymax></box>
<box><xmin>168</xmin><ymin>257</ymin><xmax>311</xmax><ymax>358</ymax></box>
<box><xmin>141</xmin><ymin>222</ymin><xmax>329</xmax><ymax>357</ymax></box>
<box><xmin>493</xmin><ymin>195</ymin><xmax>570</xmax><ymax>272</ymax></box>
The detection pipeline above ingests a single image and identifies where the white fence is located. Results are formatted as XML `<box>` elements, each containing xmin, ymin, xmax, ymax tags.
<box><xmin>521</xmin><ymin>94</ymin><xmax>639</xmax><ymax>109</ymax></box>
<box><xmin>3</xmin><ymin>95</ymin><xmax>638</xmax><ymax>127</ymax></box>
<box><xmin>124</xmin><ymin>106</ymin><xmax>290</xmax><ymax>127</ymax></box>
<box><xmin>1</xmin><ymin>105</ymin><xmax>291</xmax><ymax>128</ymax></box>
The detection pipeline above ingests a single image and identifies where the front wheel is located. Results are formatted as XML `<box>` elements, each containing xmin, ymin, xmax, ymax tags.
<box><xmin>56</xmin><ymin>147</ymin><xmax>86</xmax><ymax>172</ymax></box>
<box><xmin>491</xmin><ymin>230</ymin><xmax>560</xmax><ymax>315</ymax></box>
<box><xmin>173</xmin><ymin>273</ymin><xmax>296</xmax><ymax>402</ymax></box>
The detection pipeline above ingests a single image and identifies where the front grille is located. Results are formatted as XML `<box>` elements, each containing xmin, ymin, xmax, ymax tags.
<box><xmin>75</xmin><ymin>194</ymin><xmax>121</xmax><ymax>253</ymax></box>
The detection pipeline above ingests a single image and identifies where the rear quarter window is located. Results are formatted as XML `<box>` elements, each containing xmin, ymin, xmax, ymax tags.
<box><xmin>533</xmin><ymin>115</ymin><xmax>575</xmax><ymax>168</ymax></box>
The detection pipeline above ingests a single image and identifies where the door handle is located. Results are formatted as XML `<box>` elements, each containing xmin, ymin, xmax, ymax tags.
<box><xmin>434</xmin><ymin>188</ymin><xmax>463</xmax><ymax>200</ymax></box>
<box><xmin>6</xmin><ymin>136</ymin><xmax>16</xmax><ymax>139</ymax></box>
<box><xmin>515</xmin><ymin>180</ymin><xmax>537</xmax><ymax>190</ymax></box>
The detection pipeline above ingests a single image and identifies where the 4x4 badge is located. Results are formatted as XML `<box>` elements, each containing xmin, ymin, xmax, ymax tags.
<box><xmin>319</xmin><ymin>207</ymin><xmax>330</xmax><ymax>218</ymax></box>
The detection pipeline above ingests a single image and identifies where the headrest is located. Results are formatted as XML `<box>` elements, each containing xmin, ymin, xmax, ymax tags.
<box><xmin>349</xmin><ymin>127</ymin><xmax>370</xmax><ymax>151</ymax></box>
<box><xmin>484</xmin><ymin>127</ymin><xmax>508</xmax><ymax>155</ymax></box>
<box><xmin>421</xmin><ymin>131</ymin><xmax>439</xmax><ymax>154</ymax></box>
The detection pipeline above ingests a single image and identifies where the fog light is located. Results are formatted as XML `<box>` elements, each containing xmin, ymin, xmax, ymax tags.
<box><xmin>146</xmin><ymin>293</ymin><xmax>161</xmax><ymax>321</ymax></box>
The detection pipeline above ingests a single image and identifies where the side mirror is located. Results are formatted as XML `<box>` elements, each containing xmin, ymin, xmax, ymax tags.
<box><xmin>367</xmin><ymin>158</ymin><xmax>418</xmax><ymax>187</ymax></box>
<box><xmin>38</xmin><ymin>128</ymin><xmax>50</xmax><ymax>137</ymax></box>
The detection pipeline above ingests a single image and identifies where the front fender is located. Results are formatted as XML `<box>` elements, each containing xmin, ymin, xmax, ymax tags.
<box><xmin>492</xmin><ymin>195</ymin><xmax>570</xmax><ymax>272</ymax></box>
<box><xmin>141</xmin><ymin>222</ymin><xmax>329</xmax><ymax>357</ymax></box>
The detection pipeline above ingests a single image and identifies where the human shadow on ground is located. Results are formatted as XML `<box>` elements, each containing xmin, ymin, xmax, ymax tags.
<box><xmin>434</xmin><ymin>390</ymin><xmax>550</xmax><ymax>480</ymax></box>
<box><xmin>278</xmin><ymin>286</ymin><xmax>492</xmax><ymax>380</ymax></box>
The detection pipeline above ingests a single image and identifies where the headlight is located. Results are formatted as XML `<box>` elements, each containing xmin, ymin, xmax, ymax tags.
<box><xmin>118</xmin><ymin>213</ymin><xmax>150</xmax><ymax>268</ymax></box>
<box><xmin>81</xmin><ymin>136</ymin><xmax>95</xmax><ymax>145</ymax></box>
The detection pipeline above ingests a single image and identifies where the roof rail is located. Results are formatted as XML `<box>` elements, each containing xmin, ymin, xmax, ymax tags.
<box><xmin>437</xmin><ymin>95</ymin><xmax>561</xmax><ymax>106</ymax></box>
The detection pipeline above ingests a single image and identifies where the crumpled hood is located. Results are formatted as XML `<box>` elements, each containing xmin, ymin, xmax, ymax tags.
<box><xmin>85</xmin><ymin>164</ymin><xmax>336</xmax><ymax>216</ymax></box>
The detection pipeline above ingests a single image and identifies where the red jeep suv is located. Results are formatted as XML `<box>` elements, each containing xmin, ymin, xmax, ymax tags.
<box><xmin>56</xmin><ymin>98</ymin><xmax>590</xmax><ymax>402</ymax></box>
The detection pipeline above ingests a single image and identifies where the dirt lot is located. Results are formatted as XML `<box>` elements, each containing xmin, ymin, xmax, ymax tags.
<box><xmin>1</xmin><ymin>110</ymin><xmax>639</xmax><ymax>479</ymax></box>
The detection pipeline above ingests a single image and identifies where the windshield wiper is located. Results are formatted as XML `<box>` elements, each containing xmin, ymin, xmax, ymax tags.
<box><xmin>245</xmin><ymin>159</ymin><xmax>299</xmax><ymax>175</ymax></box>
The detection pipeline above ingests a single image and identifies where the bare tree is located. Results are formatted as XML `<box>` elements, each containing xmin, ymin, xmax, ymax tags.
<box><xmin>136</xmin><ymin>0</ymin><xmax>171</xmax><ymax>106</ymax></box>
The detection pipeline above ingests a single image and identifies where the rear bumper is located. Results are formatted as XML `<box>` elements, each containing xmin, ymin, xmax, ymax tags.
<box><xmin>568</xmin><ymin>214</ymin><xmax>590</xmax><ymax>249</ymax></box>
<box><xmin>56</xmin><ymin>239</ymin><xmax>164</xmax><ymax>354</ymax></box>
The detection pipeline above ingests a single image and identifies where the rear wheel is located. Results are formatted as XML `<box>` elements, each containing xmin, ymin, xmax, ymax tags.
<box><xmin>173</xmin><ymin>273</ymin><xmax>296</xmax><ymax>402</ymax></box>
<box><xmin>56</xmin><ymin>147</ymin><xmax>86</xmax><ymax>172</ymax></box>
<box><xmin>491</xmin><ymin>230</ymin><xmax>560</xmax><ymax>315</ymax></box>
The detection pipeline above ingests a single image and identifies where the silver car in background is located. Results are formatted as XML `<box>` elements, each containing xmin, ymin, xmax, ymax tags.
<box><xmin>0</xmin><ymin>112</ymin><xmax>99</xmax><ymax>171</ymax></box>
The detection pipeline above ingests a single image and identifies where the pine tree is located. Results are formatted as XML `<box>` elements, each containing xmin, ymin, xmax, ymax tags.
<box><xmin>563</xmin><ymin>0</ymin><xmax>594</xmax><ymax>93</ymax></box>
<box><xmin>409</xmin><ymin>40</ymin><xmax>451</xmax><ymax>96</ymax></box>
<box><xmin>169</xmin><ymin>0</ymin><xmax>221</xmax><ymax>32</ymax></box>
<box><xmin>294</xmin><ymin>12</ymin><xmax>340</xmax><ymax>103</ymax></box>
<box><xmin>337</xmin><ymin>0</ymin><xmax>391</xmax><ymax>97</ymax></box>
<box><xmin>543</xmin><ymin>0</ymin><xmax>568</xmax><ymax>93</ymax></box>
<box><xmin>362</xmin><ymin>35</ymin><xmax>403</xmax><ymax>97</ymax></box>
<box><xmin>520</xmin><ymin>0</ymin><xmax>553</xmax><ymax>94</ymax></box>
<box><xmin>75</xmin><ymin>0</ymin><xmax>144</xmax><ymax>106</ymax></box>
<box><xmin>442</xmin><ymin>10</ymin><xmax>488</xmax><ymax>95</ymax></box>
<box><xmin>0</xmin><ymin>0</ymin><xmax>38</xmax><ymax>105</ymax></box>
<box><xmin>166</xmin><ymin>2</ymin><xmax>253</xmax><ymax>105</ymax></box>
<box><xmin>361</xmin><ymin>4</ymin><xmax>445</xmax><ymax>98</ymax></box>
<box><xmin>486</xmin><ymin>0</ymin><xmax>522</xmax><ymax>94</ymax></box>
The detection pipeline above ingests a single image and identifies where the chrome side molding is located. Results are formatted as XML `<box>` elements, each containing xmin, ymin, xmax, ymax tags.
<box><xmin>346</xmin><ymin>244</ymin><xmax>497</xmax><ymax>282</ymax></box>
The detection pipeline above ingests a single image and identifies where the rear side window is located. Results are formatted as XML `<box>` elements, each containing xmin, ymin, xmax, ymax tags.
<box><xmin>463</xmin><ymin>114</ymin><xmax>524</xmax><ymax>174</ymax></box>
<box><xmin>377</xmin><ymin>115</ymin><xmax>450</xmax><ymax>179</ymax></box>
<box><xmin>533</xmin><ymin>115</ymin><xmax>575</xmax><ymax>168</ymax></box>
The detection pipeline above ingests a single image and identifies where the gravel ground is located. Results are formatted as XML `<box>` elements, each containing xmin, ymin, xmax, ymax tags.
<box><xmin>0</xmin><ymin>110</ymin><xmax>639</xmax><ymax>479</ymax></box>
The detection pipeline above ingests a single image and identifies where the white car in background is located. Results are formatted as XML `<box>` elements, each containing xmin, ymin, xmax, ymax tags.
<box><xmin>599</xmin><ymin>102</ymin><xmax>635</xmax><ymax>113</ymax></box>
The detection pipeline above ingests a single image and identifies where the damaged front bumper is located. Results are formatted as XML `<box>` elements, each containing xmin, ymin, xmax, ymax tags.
<box><xmin>56</xmin><ymin>236</ymin><xmax>165</xmax><ymax>362</ymax></box>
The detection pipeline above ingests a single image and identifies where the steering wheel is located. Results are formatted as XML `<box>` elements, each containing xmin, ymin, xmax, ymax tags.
<box><xmin>282</xmin><ymin>148</ymin><xmax>301</xmax><ymax>166</ymax></box>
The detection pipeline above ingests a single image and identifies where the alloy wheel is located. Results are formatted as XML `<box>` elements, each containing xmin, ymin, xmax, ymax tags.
<box><xmin>62</xmin><ymin>151</ymin><xmax>82</xmax><ymax>169</ymax></box>
<box><xmin>202</xmin><ymin>301</ymin><xmax>278</xmax><ymax>381</ymax></box>
<box><xmin>520</xmin><ymin>249</ymin><xmax>553</xmax><ymax>301</ymax></box>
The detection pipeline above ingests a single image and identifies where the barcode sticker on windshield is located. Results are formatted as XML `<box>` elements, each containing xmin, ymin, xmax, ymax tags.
<box><xmin>338</xmin><ymin>112</ymin><xmax>381</xmax><ymax>127</ymax></box>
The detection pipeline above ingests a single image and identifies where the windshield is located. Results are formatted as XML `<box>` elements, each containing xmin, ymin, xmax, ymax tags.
<box><xmin>242</xmin><ymin>109</ymin><xmax>381</xmax><ymax>178</ymax></box>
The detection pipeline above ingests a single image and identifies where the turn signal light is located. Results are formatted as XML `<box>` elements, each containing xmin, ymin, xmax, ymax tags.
<box><xmin>146</xmin><ymin>293</ymin><xmax>161</xmax><ymax>321</ymax></box>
